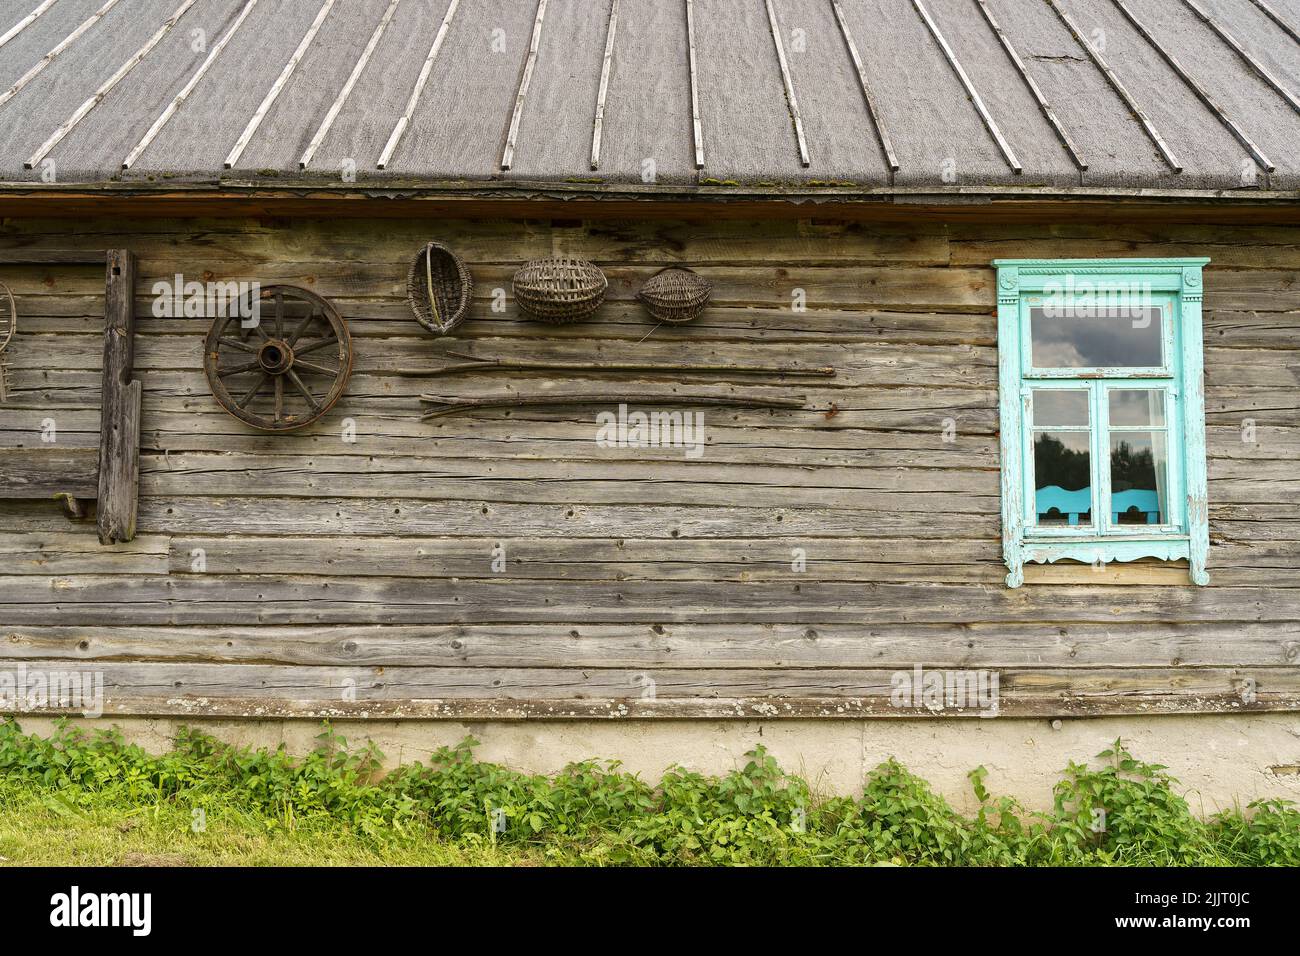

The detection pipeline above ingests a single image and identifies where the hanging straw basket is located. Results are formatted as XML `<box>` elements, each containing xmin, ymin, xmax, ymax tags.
<box><xmin>636</xmin><ymin>267</ymin><xmax>712</xmax><ymax>324</ymax></box>
<box><xmin>512</xmin><ymin>257</ymin><xmax>607</xmax><ymax>323</ymax></box>
<box><xmin>407</xmin><ymin>242</ymin><xmax>473</xmax><ymax>335</ymax></box>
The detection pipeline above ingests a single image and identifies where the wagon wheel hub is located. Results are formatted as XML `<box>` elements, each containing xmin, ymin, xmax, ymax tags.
<box><xmin>257</xmin><ymin>339</ymin><xmax>295</xmax><ymax>375</ymax></box>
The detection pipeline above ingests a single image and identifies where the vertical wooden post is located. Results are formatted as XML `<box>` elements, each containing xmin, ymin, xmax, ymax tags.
<box><xmin>97</xmin><ymin>249</ymin><xmax>140</xmax><ymax>544</ymax></box>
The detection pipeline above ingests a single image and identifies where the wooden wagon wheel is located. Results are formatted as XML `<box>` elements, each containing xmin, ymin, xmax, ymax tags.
<box><xmin>203</xmin><ymin>285</ymin><xmax>352</xmax><ymax>431</ymax></box>
<box><xmin>0</xmin><ymin>281</ymin><xmax>14</xmax><ymax>353</ymax></box>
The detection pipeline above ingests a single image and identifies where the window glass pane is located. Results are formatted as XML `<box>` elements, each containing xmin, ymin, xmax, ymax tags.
<box><xmin>1029</xmin><ymin>306</ymin><xmax>1164</xmax><ymax>368</ymax></box>
<box><xmin>1033</xmin><ymin>431</ymin><xmax>1092</xmax><ymax>527</ymax></box>
<box><xmin>1032</xmin><ymin>389</ymin><xmax>1089</xmax><ymax>427</ymax></box>
<box><xmin>1109</xmin><ymin>389</ymin><xmax>1166</xmax><ymax>427</ymax></box>
<box><xmin>1110</xmin><ymin>432</ymin><xmax>1169</xmax><ymax>525</ymax></box>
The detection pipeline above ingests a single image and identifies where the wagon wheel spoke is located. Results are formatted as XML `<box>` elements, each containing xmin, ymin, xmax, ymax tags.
<box><xmin>286</xmin><ymin>368</ymin><xmax>322</xmax><ymax>411</ymax></box>
<box><xmin>237</xmin><ymin>373</ymin><xmax>270</xmax><ymax>408</ymax></box>
<box><xmin>295</xmin><ymin>359</ymin><xmax>340</xmax><ymax>377</ymax></box>
<box><xmin>217</xmin><ymin>359</ymin><xmax>260</xmax><ymax>377</ymax></box>
<box><xmin>286</xmin><ymin>308</ymin><xmax>317</xmax><ymax>346</ymax></box>
<box><xmin>274</xmin><ymin>291</ymin><xmax>284</xmax><ymax>337</ymax></box>
<box><xmin>274</xmin><ymin>375</ymin><xmax>284</xmax><ymax>423</ymax></box>
<box><xmin>218</xmin><ymin>336</ymin><xmax>258</xmax><ymax>353</ymax></box>
<box><xmin>291</xmin><ymin>337</ymin><xmax>338</xmax><ymax>356</ymax></box>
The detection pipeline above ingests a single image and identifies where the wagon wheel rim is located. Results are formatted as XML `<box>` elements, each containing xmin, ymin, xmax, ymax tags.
<box><xmin>0</xmin><ymin>281</ymin><xmax>14</xmax><ymax>353</ymax></box>
<box><xmin>203</xmin><ymin>285</ymin><xmax>352</xmax><ymax>431</ymax></box>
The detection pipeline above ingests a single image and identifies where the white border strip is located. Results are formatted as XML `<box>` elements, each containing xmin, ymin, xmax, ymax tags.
<box><xmin>500</xmin><ymin>0</ymin><xmax>549</xmax><ymax>171</ymax></box>
<box><xmin>124</xmin><ymin>0</ymin><xmax>259</xmax><ymax>169</ymax></box>
<box><xmin>589</xmin><ymin>0</ymin><xmax>619</xmax><ymax>170</ymax></box>
<box><xmin>377</xmin><ymin>0</ymin><xmax>461</xmax><ymax>170</ymax></box>
<box><xmin>301</xmin><ymin>0</ymin><xmax>401</xmax><ymax>169</ymax></box>
<box><xmin>0</xmin><ymin>0</ymin><xmax>123</xmax><ymax>111</ymax></box>
<box><xmin>224</xmin><ymin>0</ymin><xmax>336</xmax><ymax>169</ymax></box>
<box><xmin>0</xmin><ymin>0</ymin><xmax>58</xmax><ymax>52</ymax></box>
<box><xmin>27</xmin><ymin>0</ymin><xmax>198</xmax><ymax>169</ymax></box>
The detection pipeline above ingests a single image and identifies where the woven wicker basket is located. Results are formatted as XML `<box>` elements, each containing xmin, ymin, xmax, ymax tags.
<box><xmin>407</xmin><ymin>242</ymin><xmax>473</xmax><ymax>335</ymax></box>
<box><xmin>636</xmin><ymin>267</ymin><xmax>712</xmax><ymax>324</ymax></box>
<box><xmin>513</xmin><ymin>257</ymin><xmax>607</xmax><ymax>323</ymax></box>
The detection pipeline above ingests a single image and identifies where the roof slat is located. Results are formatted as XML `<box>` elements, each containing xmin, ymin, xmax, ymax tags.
<box><xmin>1109</xmin><ymin>0</ymin><xmax>1273</xmax><ymax>174</ymax></box>
<box><xmin>764</xmin><ymin>0</ymin><xmax>810</xmax><ymax>168</ymax></box>
<box><xmin>500</xmin><ymin>0</ymin><xmax>549</xmax><ymax>171</ymax></box>
<box><xmin>0</xmin><ymin>0</ymin><xmax>124</xmax><ymax>112</ymax></box>
<box><xmin>123</xmin><ymin>0</ymin><xmax>260</xmax><ymax>170</ymax></box>
<box><xmin>829</xmin><ymin>0</ymin><xmax>898</xmax><ymax>175</ymax></box>
<box><xmin>0</xmin><ymin>0</ymin><xmax>58</xmax><ymax>52</ymax></box>
<box><xmin>685</xmin><ymin>0</ymin><xmax>704</xmax><ymax>170</ymax></box>
<box><xmin>973</xmin><ymin>0</ymin><xmax>1086</xmax><ymax>172</ymax></box>
<box><xmin>1248</xmin><ymin>0</ymin><xmax>1300</xmax><ymax>46</ymax></box>
<box><xmin>377</xmin><ymin>0</ymin><xmax>461</xmax><ymax>170</ymax></box>
<box><xmin>224</xmin><ymin>0</ymin><xmax>337</xmax><ymax>170</ymax></box>
<box><xmin>1180</xmin><ymin>0</ymin><xmax>1300</xmax><ymax>116</ymax></box>
<box><xmin>1046</xmin><ymin>0</ymin><xmax>1183</xmax><ymax>172</ymax></box>
<box><xmin>26</xmin><ymin>0</ymin><xmax>199</xmax><ymax>170</ymax></box>
<box><xmin>910</xmin><ymin>0</ymin><xmax>1021</xmax><ymax>174</ymax></box>
<box><xmin>589</xmin><ymin>0</ymin><xmax>619</xmax><ymax>171</ymax></box>
<box><xmin>300</xmin><ymin>0</ymin><xmax>402</xmax><ymax>169</ymax></box>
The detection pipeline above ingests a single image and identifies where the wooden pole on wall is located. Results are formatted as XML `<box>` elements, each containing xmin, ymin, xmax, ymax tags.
<box><xmin>97</xmin><ymin>249</ymin><xmax>139</xmax><ymax>544</ymax></box>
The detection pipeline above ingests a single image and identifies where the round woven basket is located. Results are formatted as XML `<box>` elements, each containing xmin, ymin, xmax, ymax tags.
<box><xmin>513</xmin><ymin>257</ymin><xmax>607</xmax><ymax>323</ymax></box>
<box><xmin>407</xmin><ymin>242</ymin><xmax>473</xmax><ymax>335</ymax></box>
<box><xmin>636</xmin><ymin>267</ymin><xmax>712</xmax><ymax>324</ymax></box>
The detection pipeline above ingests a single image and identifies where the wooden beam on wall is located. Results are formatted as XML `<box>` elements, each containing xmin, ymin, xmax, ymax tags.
<box><xmin>96</xmin><ymin>249</ymin><xmax>139</xmax><ymax>544</ymax></box>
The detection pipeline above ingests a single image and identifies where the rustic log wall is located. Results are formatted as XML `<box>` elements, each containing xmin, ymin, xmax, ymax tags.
<box><xmin>0</xmin><ymin>214</ymin><xmax>1297</xmax><ymax>718</ymax></box>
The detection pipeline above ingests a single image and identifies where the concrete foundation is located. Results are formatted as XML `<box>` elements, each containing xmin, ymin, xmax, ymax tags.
<box><xmin>13</xmin><ymin>714</ymin><xmax>1300</xmax><ymax>815</ymax></box>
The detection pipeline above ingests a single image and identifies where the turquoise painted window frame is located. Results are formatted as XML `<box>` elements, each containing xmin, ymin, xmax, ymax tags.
<box><xmin>995</xmin><ymin>258</ymin><xmax>1210</xmax><ymax>587</ymax></box>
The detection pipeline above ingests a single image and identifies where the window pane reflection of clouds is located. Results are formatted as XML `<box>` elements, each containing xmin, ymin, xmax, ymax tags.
<box><xmin>1029</xmin><ymin>307</ymin><xmax>1164</xmax><ymax>368</ymax></box>
<box><xmin>1032</xmin><ymin>389</ymin><xmax>1089</xmax><ymax>427</ymax></box>
<box><xmin>1034</xmin><ymin>431</ymin><xmax>1092</xmax><ymax>527</ymax></box>
<box><xmin>1109</xmin><ymin>389</ymin><xmax>1165</xmax><ymax>427</ymax></box>
<box><xmin>1110</xmin><ymin>432</ymin><xmax>1168</xmax><ymax>525</ymax></box>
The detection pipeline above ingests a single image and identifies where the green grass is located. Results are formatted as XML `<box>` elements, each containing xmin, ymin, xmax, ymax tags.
<box><xmin>0</xmin><ymin>718</ymin><xmax>1296</xmax><ymax>867</ymax></box>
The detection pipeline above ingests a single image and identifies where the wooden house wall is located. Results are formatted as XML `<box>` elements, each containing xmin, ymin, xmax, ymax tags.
<box><xmin>0</xmin><ymin>214</ymin><xmax>1298</xmax><ymax>719</ymax></box>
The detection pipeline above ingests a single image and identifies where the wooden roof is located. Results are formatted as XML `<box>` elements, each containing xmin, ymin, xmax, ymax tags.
<box><xmin>1</xmin><ymin>0</ymin><xmax>1299</xmax><ymax>198</ymax></box>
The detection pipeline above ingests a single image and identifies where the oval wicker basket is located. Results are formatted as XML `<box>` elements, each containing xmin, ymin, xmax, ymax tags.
<box><xmin>636</xmin><ymin>267</ymin><xmax>712</xmax><ymax>324</ymax></box>
<box><xmin>513</xmin><ymin>257</ymin><xmax>607</xmax><ymax>323</ymax></box>
<box><xmin>407</xmin><ymin>242</ymin><xmax>473</xmax><ymax>335</ymax></box>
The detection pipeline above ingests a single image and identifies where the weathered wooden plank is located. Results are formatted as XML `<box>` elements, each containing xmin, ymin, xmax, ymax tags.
<box><xmin>1</xmin><ymin>262</ymin><xmax>997</xmax><ymax>310</ymax></box>
<box><xmin>0</xmin><ymin>661</ymin><xmax>1293</xmax><ymax>719</ymax></box>
<box><xmin>0</xmin><ymin>496</ymin><xmax>1002</xmax><ymax>540</ymax></box>
<box><xmin>163</xmin><ymin>535</ymin><xmax>999</xmax><ymax>582</ymax></box>
<box><xmin>0</xmin><ymin>532</ymin><xmax>169</xmax><ymax>574</ymax></box>
<box><xmin>1</xmin><ymin>577</ymin><xmax>1297</xmax><ymax>626</ymax></box>
<box><xmin>96</xmin><ymin>250</ymin><xmax>139</xmax><ymax>544</ymax></box>
<box><xmin>134</xmin><ymin>453</ymin><xmax>1001</xmax><ymax>510</ymax></box>
<box><xmin>0</xmin><ymin>448</ymin><xmax>98</xmax><ymax>499</ymax></box>
<box><xmin>5</xmin><ymin>620</ymin><xmax>1296</xmax><ymax>668</ymax></box>
<box><xmin>15</xmin><ymin>692</ymin><xmax>1294</xmax><ymax>719</ymax></box>
<box><xmin>19</xmin><ymin>301</ymin><xmax>1001</xmax><ymax>347</ymax></box>
<box><xmin>1</xmin><ymin>218</ymin><xmax>952</xmax><ymax>266</ymax></box>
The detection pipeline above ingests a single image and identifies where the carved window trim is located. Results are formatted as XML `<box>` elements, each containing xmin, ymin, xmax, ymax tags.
<box><xmin>995</xmin><ymin>257</ymin><xmax>1210</xmax><ymax>587</ymax></box>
